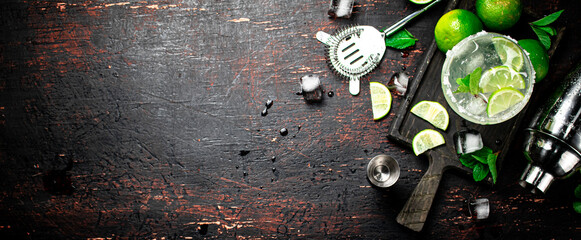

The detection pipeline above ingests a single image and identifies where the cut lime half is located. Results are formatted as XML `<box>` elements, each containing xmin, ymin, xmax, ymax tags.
<box><xmin>410</xmin><ymin>101</ymin><xmax>449</xmax><ymax>130</ymax></box>
<box><xmin>492</xmin><ymin>37</ymin><xmax>524</xmax><ymax>71</ymax></box>
<box><xmin>479</xmin><ymin>65</ymin><xmax>525</xmax><ymax>93</ymax></box>
<box><xmin>370</xmin><ymin>82</ymin><xmax>392</xmax><ymax>120</ymax></box>
<box><xmin>412</xmin><ymin>129</ymin><xmax>445</xmax><ymax>156</ymax></box>
<box><xmin>486</xmin><ymin>87</ymin><xmax>524</xmax><ymax>117</ymax></box>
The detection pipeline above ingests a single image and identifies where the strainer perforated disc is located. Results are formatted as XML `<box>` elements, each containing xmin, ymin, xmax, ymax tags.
<box><xmin>316</xmin><ymin>0</ymin><xmax>442</xmax><ymax>95</ymax></box>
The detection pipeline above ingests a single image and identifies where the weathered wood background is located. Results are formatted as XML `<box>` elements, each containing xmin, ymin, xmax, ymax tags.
<box><xmin>1</xmin><ymin>0</ymin><xmax>580</xmax><ymax>239</ymax></box>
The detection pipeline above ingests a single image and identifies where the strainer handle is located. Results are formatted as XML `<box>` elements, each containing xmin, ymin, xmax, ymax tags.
<box><xmin>349</xmin><ymin>77</ymin><xmax>360</xmax><ymax>96</ymax></box>
<box><xmin>381</xmin><ymin>0</ymin><xmax>442</xmax><ymax>38</ymax></box>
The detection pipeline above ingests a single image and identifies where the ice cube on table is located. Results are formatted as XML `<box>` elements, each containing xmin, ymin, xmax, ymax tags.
<box><xmin>468</xmin><ymin>198</ymin><xmax>490</xmax><ymax>220</ymax></box>
<box><xmin>300</xmin><ymin>74</ymin><xmax>323</xmax><ymax>102</ymax></box>
<box><xmin>454</xmin><ymin>129</ymin><xmax>484</xmax><ymax>154</ymax></box>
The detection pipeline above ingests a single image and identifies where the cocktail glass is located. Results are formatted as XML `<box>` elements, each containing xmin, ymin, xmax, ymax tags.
<box><xmin>441</xmin><ymin>32</ymin><xmax>535</xmax><ymax>125</ymax></box>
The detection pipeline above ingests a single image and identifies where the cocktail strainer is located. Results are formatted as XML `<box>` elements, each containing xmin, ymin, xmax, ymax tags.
<box><xmin>316</xmin><ymin>0</ymin><xmax>442</xmax><ymax>95</ymax></box>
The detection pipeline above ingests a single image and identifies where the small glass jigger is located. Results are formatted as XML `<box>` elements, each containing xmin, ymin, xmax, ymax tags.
<box><xmin>367</xmin><ymin>154</ymin><xmax>400</xmax><ymax>188</ymax></box>
<box><xmin>300</xmin><ymin>75</ymin><xmax>323</xmax><ymax>102</ymax></box>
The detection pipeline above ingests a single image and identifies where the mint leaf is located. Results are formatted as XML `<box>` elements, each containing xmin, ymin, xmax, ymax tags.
<box><xmin>488</xmin><ymin>153</ymin><xmax>498</xmax><ymax>184</ymax></box>
<box><xmin>472</xmin><ymin>155</ymin><xmax>488</xmax><ymax>164</ymax></box>
<box><xmin>537</xmin><ymin>26</ymin><xmax>557</xmax><ymax>36</ymax></box>
<box><xmin>459</xmin><ymin>154</ymin><xmax>478</xmax><ymax>169</ymax></box>
<box><xmin>454</xmin><ymin>67</ymin><xmax>482</xmax><ymax>94</ymax></box>
<box><xmin>575</xmin><ymin>184</ymin><xmax>581</xmax><ymax>199</ymax></box>
<box><xmin>530</xmin><ymin>10</ymin><xmax>564</xmax><ymax>27</ymax></box>
<box><xmin>469</xmin><ymin>67</ymin><xmax>482</xmax><ymax>95</ymax></box>
<box><xmin>384</xmin><ymin>29</ymin><xmax>418</xmax><ymax>49</ymax></box>
<box><xmin>473</xmin><ymin>163</ymin><xmax>489</xmax><ymax>182</ymax></box>
<box><xmin>454</xmin><ymin>75</ymin><xmax>471</xmax><ymax>93</ymax></box>
<box><xmin>574</xmin><ymin>202</ymin><xmax>581</xmax><ymax>214</ymax></box>
<box><xmin>532</xmin><ymin>26</ymin><xmax>552</xmax><ymax>50</ymax></box>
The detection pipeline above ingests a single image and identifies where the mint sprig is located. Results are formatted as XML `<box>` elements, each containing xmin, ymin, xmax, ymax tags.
<box><xmin>384</xmin><ymin>29</ymin><xmax>418</xmax><ymax>49</ymax></box>
<box><xmin>458</xmin><ymin>146</ymin><xmax>498</xmax><ymax>184</ymax></box>
<box><xmin>529</xmin><ymin>10</ymin><xmax>564</xmax><ymax>50</ymax></box>
<box><xmin>574</xmin><ymin>184</ymin><xmax>581</xmax><ymax>214</ymax></box>
<box><xmin>454</xmin><ymin>67</ymin><xmax>482</xmax><ymax>95</ymax></box>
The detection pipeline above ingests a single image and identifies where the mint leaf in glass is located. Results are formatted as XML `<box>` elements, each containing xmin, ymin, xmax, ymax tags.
<box><xmin>454</xmin><ymin>67</ymin><xmax>482</xmax><ymax>94</ymax></box>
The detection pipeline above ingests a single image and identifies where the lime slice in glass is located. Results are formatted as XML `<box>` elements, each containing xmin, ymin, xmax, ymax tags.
<box><xmin>410</xmin><ymin>101</ymin><xmax>449</xmax><ymax>130</ymax></box>
<box><xmin>479</xmin><ymin>65</ymin><xmax>525</xmax><ymax>93</ymax></box>
<box><xmin>486</xmin><ymin>87</ymin><xmax>524</xmax><ymax>117</ymax></box>
<box><xmin>370</xmin><ymin>82</ymin><xmax>392</xmax><ymax>120</ymax></box>
<box><xmin>492</xmin><ymin>37</ymin><xmax>524</xmax><ymax>71</ymax></box>
<box><xmin>412</xmin><ymin>129</ymin><xmax>445</xmax><ymax>156</ymax></box>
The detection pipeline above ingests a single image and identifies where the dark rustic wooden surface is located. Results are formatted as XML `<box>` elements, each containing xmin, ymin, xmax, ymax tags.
<box><xmin>1</xmin><ymin>0</ymin><xmax>580</xmax><ymax>239</ymax></box>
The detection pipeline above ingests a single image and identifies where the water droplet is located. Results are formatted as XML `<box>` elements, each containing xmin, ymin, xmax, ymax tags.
<box><xmin>495</xmin><ymin>139</ymin><xmax>502</xmax><ymax>145</ymax></box>
<box><xmin>271</xmin><ymin>156</ymin><xmax>276</xmax><ymax>162</ymax></box>
<box><xmin>272</xmin><ymin>167</ymin><xmax>276</xmax><ymax>172</ymax></box>
<box><xmin>401</xmin><ymin>65</ymin><xmax>407</xmax><ymax>71</ymax></box>
<box><xmin>401</xmin><ymin>51</ymin><xmax>409</xmax><ymax>58</ymax></box>
<box><xmin>295</xmin><ymin>90</ymin><xmax>303</xmax><ymax>95</ymax></box>
<box><xmin>239</xmin><ymin>150</ymin><xmax>250</xmax><ymax>156</ymax></box>
<box><xmin>266</xmin><ymin>99</ymin><xmax>274</xmax><ymax>108</ymax></box>
<box><xmin>243</xmin><ymin>171</ymin><xmax>248</xmax><ymax>176</ymax></box>
<box><xmin>261</xmin><ymin>108</ymin><xmax>268</xmax><ymax>116</ymax></box>
<box><xmin>327</xmin><ymin>91</ymin><xmax>334</xmax><ymax>97</ymax></box>
<box><xmin>280</xmin><ymin>128</ymin><xmax>288</xmax><ymax>136</ymax></box>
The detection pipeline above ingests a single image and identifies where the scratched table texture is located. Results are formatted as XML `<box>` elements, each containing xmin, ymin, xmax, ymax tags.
<box><xmin>1</xmin><ymin>0</ymin><xmax>581</xmax><ymax>239</ymax></box>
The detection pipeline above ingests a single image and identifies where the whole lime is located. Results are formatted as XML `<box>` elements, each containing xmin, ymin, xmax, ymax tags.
<box><xmin>434</xmin><ymin>9</ymin><xmax>483</xmax><ymax>52</ymax></box>
<box><xmin>476</xmin><ymin>0</ymin><xmax>522</xmax><ymax>31</ymax></box>
<box><xmin>518</xmin><ymin>39</ymin><xmax>549</xmax><ymax>82</ymax></box>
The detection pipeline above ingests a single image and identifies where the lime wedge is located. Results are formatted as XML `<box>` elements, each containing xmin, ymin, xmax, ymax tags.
<box><xmin>409</xmin><ymin>0</ymin><xmax>433</xmax><ymax>4</ymax></box>
<box><xmin>370</xmin><ymin>82</ymin><xmax>392</xmax><ymax>120</ymax></box>
<box><xmin>479</xmin><ymin>65</ymin><xmax>525</xmax><ymax>93</ymax></box>
<box><xmin>486</xmin><ymin>87</ymin><xmax>524</xmax><ymax>117</ymax></box>
<box><xmin>492</xmin><ymin>37</ymin><xmax>524</xmax><ymax>71</ymax></box>
<box><xmin>412</xmin><ymin>129</ymin><xmax>445</xmax><ymax>156</ymax></box>
<box><xmin>410</xmin><ymin>101</ymin><xmax>449</xmax><ymax>130</ymax></box>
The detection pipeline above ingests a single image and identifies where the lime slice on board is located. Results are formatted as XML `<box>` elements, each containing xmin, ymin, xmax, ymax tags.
<box><xmin>410</xmin><ymin>101</ymin><xmax>449</xmax><ymax>130</ymax></box>
<box><xmin>486</xmin><ymin>87</ymin><xmax>524</xmax><ymax>117</ymax></box>
<box><xmin>479</xmin><ymin>65</ymin><xmax>525</xmax><ymax>93</ymax></box>
<box><xmin>492</xmin><ymin>37</ymin><xmax>524</xmax><ymax>71</ymax></box>
<box><xmin>412</xmin><ymin>129</ymin><xmax>445</xmax><ymax>156</ymax></box>
<box><xmin>409</xmin><ymin>0</ymin><xmax>433</xmax><ymax>4</ymax></box>
<box><xmin>370</xmin><ymin>82</ymin><xmax>392</xmax><ymax>120</ymax></box>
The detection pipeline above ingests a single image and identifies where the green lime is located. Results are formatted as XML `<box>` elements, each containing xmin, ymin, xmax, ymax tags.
<box><xmin>493</xmin><ymin>37</ymin><xmax>524</xmax><ymax>71</ymax></box>
<box><xmin>518</xmin><ymin>39</ymin><xmax>549</xmax><ymax>82</ymax></box>
<box><xmin>409</xmin><ymin>0</ymin><xmax>433</xmax><ymax>4</ymax></box>
<box><xmin>479</xmin><ymin>65</ymin><xmax>525</xmax><ymax>93</ymax></box>
<box><xmin>486</xmin><ymin>87</ymin><xmax>524</xmax><ymax>117</ymax></box>
<box><xmin>434</xmin><ymin>9</ymin><xmax>483</xmax><ymax>52</ymax></box>
<box><xmin>410</xmin><ymin>101</ymin><xmax>449</xmax><ymax>130</ymax></box>
<box><xmin>412</xmin><ymin>129</ymin><xmax>445</xmax><ymax>156</ymax></box>
<box><xmin>370</xmin><ymin>82</ymin><xmax>392</xmax><ymax>120</ymax></box>
<box><xmin>476</xmin><ymin>0</ymin><xmax>522</xmax><ymax>31</ymax></box>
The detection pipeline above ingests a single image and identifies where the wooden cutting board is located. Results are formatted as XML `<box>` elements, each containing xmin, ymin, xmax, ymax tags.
<box><xmin>387</xmin><ymin>0</ymin><xmax>530</xmax><ymax>232</ymax></box>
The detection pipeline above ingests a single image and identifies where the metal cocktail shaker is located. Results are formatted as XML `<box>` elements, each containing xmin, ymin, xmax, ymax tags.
<box><xmin>520</xmin><ymin>63</ymin><xmax>581</xmax><ymax>193</ymax></box>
